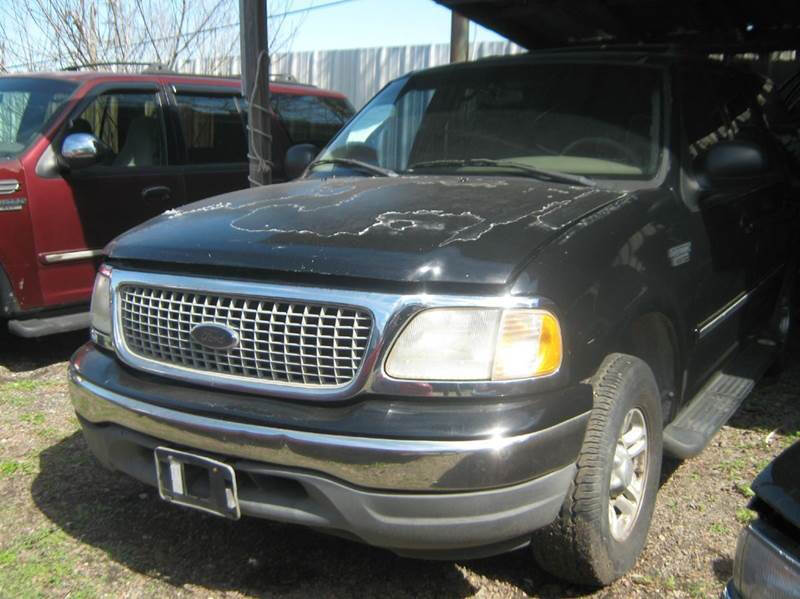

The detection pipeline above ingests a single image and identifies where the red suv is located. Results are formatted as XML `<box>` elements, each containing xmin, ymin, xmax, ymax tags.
<box><xmin>0</xmin><ymin>70</ymin><xmax>353</xmax><ymax>338</ymax></box>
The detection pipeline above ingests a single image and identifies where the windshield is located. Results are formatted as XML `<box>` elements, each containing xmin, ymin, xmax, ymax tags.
<box><xmin>318</xmin><ymin>61</ymin><xmax>663</xmax><ymax>179</ymax></box>
<box><xmin>0</xmin><ymin>77</ymin><xmax>77</xmax><ymax>160</ymax></box>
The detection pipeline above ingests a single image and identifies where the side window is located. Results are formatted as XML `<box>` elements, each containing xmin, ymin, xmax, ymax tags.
<box><xmin>682</xmin><ymin>69</ymin><xmax>772</xmax><ymax>164</ymax></box>
<box><xmin>175</xmin><ymin>94</ymin><xmax>247</xmax><ymax>164</ymax></box>
<box><xmin>71</xmin><ymin>91</ymin><xmax>165</xmax><ymax>167</ymax></box>
<box><xmin>270</xmin><ymin>93</ymin><xmax>354</xmax><ymax>148</ymax></box>
<box><xmin>680</xmin><ymin>70</ymin><xmax>730</xmax><ymax>161</ymax></box>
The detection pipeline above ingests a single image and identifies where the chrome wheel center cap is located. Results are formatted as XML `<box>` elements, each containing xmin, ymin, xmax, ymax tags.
<box><xmin>610</xmin><ymin>444</ymin><xmax>633</xmax><ymax>497</ymax></box>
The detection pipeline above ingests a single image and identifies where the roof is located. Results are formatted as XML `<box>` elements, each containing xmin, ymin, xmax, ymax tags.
<box><xmin>404</xmin><ymin>46</ymin><xmax>740</xmax><ymax>80</ymax></box>
<box><xmin>437</xmin><ymin>0</ymin><xmax>800</xmax><ymax>51</ymax></box>
<box><xmin>0</xmin><ymin>70</ymin><xmax>347</xmax><ymax>99</ymax></box>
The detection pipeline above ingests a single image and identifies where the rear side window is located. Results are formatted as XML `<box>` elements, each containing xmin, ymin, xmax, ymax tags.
<box><xmin>175</xmin><ymin>94</ymin><xmax>247</xmax><ymax>164</ymax></box>
<box><xmin>271</xmin><ymin>93</ymin><xmax>353</xmax><ymax>148</ymax></box>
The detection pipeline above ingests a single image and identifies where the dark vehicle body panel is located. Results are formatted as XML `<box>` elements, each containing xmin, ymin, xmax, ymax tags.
<box><xmin>68</xmin><ymin>50</ymin><xmax>800</xmax><ymax>562</ymax></box>
<box><xmin>108</xmin><ymin>54</ymin><xmax>797</xmax><ymax>415</ymax></box>
<box><xmin>751</xmin><ymin>441</ymin><xmax>800</xmax><ymax>531</ymax></box>
<box><xmin>726</xmin><ymin>441</ymin><xmax>800</xmax><ymax>598</ymax></box>
<box><xmin>100</xmin><ymin>52</ymin><xmax>799</xmax><ymax>417</ymax></box>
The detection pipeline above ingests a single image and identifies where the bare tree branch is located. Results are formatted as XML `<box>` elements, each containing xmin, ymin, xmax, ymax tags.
<box><xmin>0</xmin><ymin>0</ymin><xmax>302</xmax><ymax>73</ymax></box>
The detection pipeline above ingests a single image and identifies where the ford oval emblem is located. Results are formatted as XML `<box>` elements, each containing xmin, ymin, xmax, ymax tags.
<box><xmin>190</xmin><ymin>323</ymin><xmax>239</xmax><ymax>351</ymax></box>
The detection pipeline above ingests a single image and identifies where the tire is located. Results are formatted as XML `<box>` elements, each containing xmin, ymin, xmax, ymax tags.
<box><xmin>766</xmin><ymin>268</ymin><xmax>796</xmax><ymax>377</ymax></box>
<box><xmin>531</xmin><ymin>353</ymin><xmax>663</xmax><ymax>586</ymax></box>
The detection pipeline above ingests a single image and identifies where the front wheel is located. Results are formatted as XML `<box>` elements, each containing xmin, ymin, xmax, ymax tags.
<box><xmin>531</xmin><ymin>353</ymin><xmax>663</xmax><ymax>586</ymax></box>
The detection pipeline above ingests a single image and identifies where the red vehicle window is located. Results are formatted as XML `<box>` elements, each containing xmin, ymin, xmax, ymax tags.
<box><xmin>72</xmin><ymin>91</ymin><xmax>166</xmax><ymax>167</ymax></box>
<box><xmin>175</xmin><ymin>93</ymin><xmax>247</xmax><ymax>164</ymax></box>
<box><xmin>270</xmin><ymin>93</ymin><xmax>354</xmax><ymax>148</ymax></box>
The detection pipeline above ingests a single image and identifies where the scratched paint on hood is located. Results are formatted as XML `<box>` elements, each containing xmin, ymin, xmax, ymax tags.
<box><xmin>109</xmin><ymin>176</ymin><xmax>631</xmax><ymax>286</ymax></box>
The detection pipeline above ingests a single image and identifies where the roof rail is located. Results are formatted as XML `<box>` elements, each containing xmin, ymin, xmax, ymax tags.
<box><xmin>62</xmin><ymin>61</ymin><xmax>172</xmax><ymax>72</ymax></box>
<box><xmin>268</xmin><ymin>73</ymin><xmax>317</xmax><ymax>87</ymax></box>
<box><xmin>269</xmin><ymin>72</ymin><xmax>297</xmax><ymax>82</ymax></box>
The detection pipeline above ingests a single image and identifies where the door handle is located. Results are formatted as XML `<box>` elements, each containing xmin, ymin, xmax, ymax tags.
<box><xmin>142</xmin><ymin>186</ymin><xmax>171</xmax><ymax>201</ymax></box>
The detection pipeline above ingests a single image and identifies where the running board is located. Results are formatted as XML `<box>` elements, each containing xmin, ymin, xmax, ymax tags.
<box><xmin>663</xmin><ymin>342</ymin><xmax>775</xmax><ymax>459</ymax></box>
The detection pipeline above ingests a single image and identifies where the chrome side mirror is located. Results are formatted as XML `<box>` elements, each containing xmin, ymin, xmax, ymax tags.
<box><xmin>60</xmin><ymin>133</ymin><xmax>109</xmax><ymax>170</ymax></box>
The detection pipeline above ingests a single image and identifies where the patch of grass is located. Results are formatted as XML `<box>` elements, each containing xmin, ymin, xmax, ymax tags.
<box><xmin>0</xmin><ymin>528</ymin><xmax>98</xmax><ymax>599</ymax></box>
<box><xmin>783</xmin><ymin>428</ymin><xmax>800</xmax><ymax>447</ymax></box>
<box><xmin>710</xmin><ymin>522</ymin><xmax>731</xmax><ymax>535</ymax></box>
<box><xmin>735</xmin><ymin>481</ymin><xmax>756</xmax><ymax>498</ymax></box>
<box><xmin>630</xmin><ymin>573</ymin><xmax>654</xmax><ymax>586</ymax></box>
<box><xmin>663</xmin><ymin>575</ymin><xmax>677</xmax><ymax>591</ymax></box>
<box><xmin>755</xmin><ymin>457</ymin><xmax>772</xmax><ymax>472</ymax></box>
<box><xmin>19</xmin><ymin>413</ymin><xmax>45</xmax><ymax>426</ymax></box>
<box><xmin>3</xmin><ymin>380</ymin><xmax>42</xmax><ymax>392</ymax></box>
<box><xmin>719</xmin><ymin>457</ymin><xmax>748</xmax><ymax>477</ymax></box>
<box><xmin>685</xmin><ymin>580</ymin><xmax>708</xmax><ymax>598</ymax></box>
<box><xmin>16</xmin><ymin>411</ymin><xmax>63</xmax><ymax>440</ymax></box>
<box><xmin>1</xmin><ymin>380</ymin><xmax>52</xmax><ymax>408</ymax></box>
<box><xmin>0</xmin><ymin>459</ymin><xmax>37</xmax><ymax>478</ymax></box>
<box><xmin>736</xmin><ymin>508</ymin><xmax>757</xmax><ymax>524</ymax></box>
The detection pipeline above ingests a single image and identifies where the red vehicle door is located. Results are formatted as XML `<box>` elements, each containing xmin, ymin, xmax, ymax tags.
<box><xmin>30</xmin><ymin>83</ymin><xmax>185</xmax><ymax>308</ymax></box>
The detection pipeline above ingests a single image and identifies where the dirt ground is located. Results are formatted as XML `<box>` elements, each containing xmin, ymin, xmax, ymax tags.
<box><xmin>1</xmin><ymin>329</ymin><xmax>798</xmax><ymax>599</ymax></box>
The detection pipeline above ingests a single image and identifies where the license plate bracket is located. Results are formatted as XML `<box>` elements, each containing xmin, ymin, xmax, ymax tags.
<box><xmin>154</xmin><ymin>447</ymin><xmax>240</xmax><ymax>520</ymax></box>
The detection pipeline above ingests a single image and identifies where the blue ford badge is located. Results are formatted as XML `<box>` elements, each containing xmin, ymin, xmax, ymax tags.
<box><xmin>190</xmin><ymin>323</ymin><xmax>239</xmax><ymax>351</ymax></box>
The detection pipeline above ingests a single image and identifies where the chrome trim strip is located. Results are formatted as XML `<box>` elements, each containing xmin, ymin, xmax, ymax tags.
<box><xmin>42</xmin><ymin>249</ymin><xmax>103</xmax><ymax>264</ymax></box>
<box><xmin>69</xmin><ymin>368</ymin><xmax>590</xmax><ymax>491</ymax></box>
<box><xmin>696</xmin><ymin>292</ymin><xmax>748</xmax><ymax>340</ymax></box>
<box><xmin>109</xmin><ymin>267</ymin><xmax>551</xmax><ymax>401</ymax></box>
<box><xmin>0</xmin><ymin>180</ymin><xmax>20</xmax><ymax>195</ymax></box>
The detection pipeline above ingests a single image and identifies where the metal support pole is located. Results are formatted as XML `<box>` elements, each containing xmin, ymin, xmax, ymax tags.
<box><xmin>239</xmin><ymin>0</ymin><xmax>272</xmax><ymax>186</ymax></box>
<box><xmin>450</xmin><ymin>11</ymin><xmax>469</xmax><ymax>63</ymax></box>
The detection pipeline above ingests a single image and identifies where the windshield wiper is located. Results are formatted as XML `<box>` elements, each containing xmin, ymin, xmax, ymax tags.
<box><xmin>407</xmin><ymin>158</ymin><xmax>595</xmax><ymax>187</ymax></box>
<box><xmin>308</xmin><ymin>157</ymin><xmax>398</xmax><ymax>178</ymax></box>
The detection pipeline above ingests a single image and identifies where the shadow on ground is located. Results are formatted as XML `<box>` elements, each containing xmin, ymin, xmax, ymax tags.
<box><xmin>0</xmin><ymin>328</ymin><xmax>87</xmax><ymax>374</ymax></box>
<box><xmin>33</xmin><ymin>432</ymin><xmax>547</xmax><ymax>597</ymax></box>
<box><xmin>726</xmin><ymin>342</ymin><xmax>800</xmax><ymax>436</ymax></box>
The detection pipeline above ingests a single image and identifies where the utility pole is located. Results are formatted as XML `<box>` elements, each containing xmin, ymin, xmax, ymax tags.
<box><xmin>450</xmin><ymin>11</ymin><xmax>469</xmax><ymax>63</ymax></box>
<box><xmin>239</xmin><ymin>0</ymin><xmax>272</xmax><ymax>186</ymax></box>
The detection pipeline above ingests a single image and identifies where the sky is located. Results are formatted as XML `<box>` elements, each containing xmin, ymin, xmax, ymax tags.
<box><xmin>274</xmin><ymin>0</ymin><xmax>507</xmax><ymax>53</ymax></box>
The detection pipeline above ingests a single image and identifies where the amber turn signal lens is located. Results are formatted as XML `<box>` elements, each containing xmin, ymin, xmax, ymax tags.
<box><xmin>492</xmin><ymin>309</ymin><xmax>562</xmax><ymax>380</ymax></box>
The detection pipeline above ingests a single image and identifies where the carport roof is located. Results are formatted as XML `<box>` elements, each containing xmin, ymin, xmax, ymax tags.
<box><xmin>436</xmin><ymin>0</ymin><xmax>800</xmax><ymax>51</ymax></box>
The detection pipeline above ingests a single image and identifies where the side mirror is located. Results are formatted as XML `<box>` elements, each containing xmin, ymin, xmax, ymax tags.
<box><xmin>60</xmin><ymin>133</ymin><xmax>109</xmax><ymax>170</ymax></box>
<box><xmin>697</xmin><ymin>140</ymin><xmax>768</xmax><ymax>187</ymax></box>
<box><xmin>285</xmin><ymin>143</ymin><xmax>318</xmax><ymax>180</ymax></box>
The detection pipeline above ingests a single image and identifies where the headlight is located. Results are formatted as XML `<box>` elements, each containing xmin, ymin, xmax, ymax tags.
<box><xmin>732</xmin><ymin>519</ymin><xmax>800</xmax><ymax>599</ymax></box>
<box><xmin>384</xmin><ymin>307</ymin><xmax>562</xmax><ymax>381</ymax></box>
<box><xmin>90</xmin><ymin>264</ymin><xmax>112</xmax><ymax>336</ymax></box>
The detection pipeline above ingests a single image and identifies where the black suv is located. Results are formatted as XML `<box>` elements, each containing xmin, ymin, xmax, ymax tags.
<box><xmin>69</xmin><ymin>50</ymin><xmax>799</xmax><ymax>586</ymax></box>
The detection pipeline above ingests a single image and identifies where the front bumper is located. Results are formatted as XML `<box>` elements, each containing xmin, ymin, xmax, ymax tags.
<box><xmin>69</xmin><ymin>345</ymin><xmax>589</xmax><ymax>557</ymax></box>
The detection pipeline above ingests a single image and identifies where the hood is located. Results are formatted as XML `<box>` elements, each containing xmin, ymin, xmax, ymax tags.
<box><xmin>751</xmin><ymin>441</ymin><xmax>800</xmax><ymax>531</ymax></box>
<box><xmin>107</xmin><ymin>175</ymin><xmax>627</xmax><ymax>286</ymax></box>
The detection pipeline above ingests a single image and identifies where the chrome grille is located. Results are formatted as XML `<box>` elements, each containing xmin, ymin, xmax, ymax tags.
<box><xmin>119</xmin><ymin>285</ymin><xmax>372</xmax><ymax>387</ymax></box>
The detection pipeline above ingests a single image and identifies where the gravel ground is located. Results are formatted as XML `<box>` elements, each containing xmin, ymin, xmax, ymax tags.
<box><xmin>1</xmin><ymin>328</ymin><xmax>798</xmax><ymax>598</ymax></box>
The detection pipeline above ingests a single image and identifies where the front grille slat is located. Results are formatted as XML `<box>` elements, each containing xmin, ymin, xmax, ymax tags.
<box><xmin>119</xmin><ymin>285</ymin><xmax>372</xmax><ymax>388</ymax></box>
